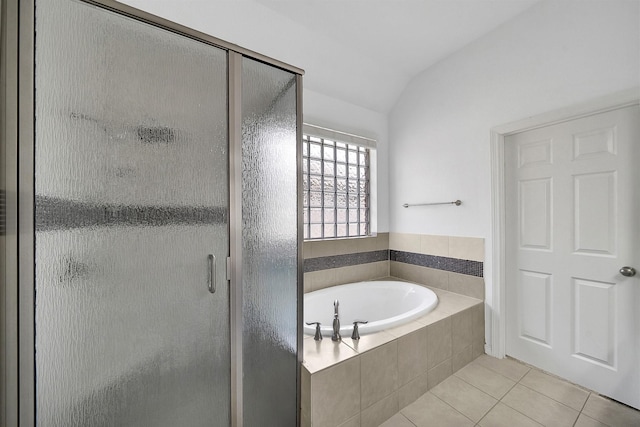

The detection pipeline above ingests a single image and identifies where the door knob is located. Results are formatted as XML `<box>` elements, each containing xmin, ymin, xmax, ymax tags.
<box><xmin>619</xmin><ymin>266</ymin><xmax>636</xmax><ymax>277</ymax></box>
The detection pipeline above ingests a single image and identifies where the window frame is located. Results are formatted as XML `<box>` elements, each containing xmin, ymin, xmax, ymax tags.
<box><xmin>302</xmin><ymin>124</ymin><xmax>377</xmax><ymax>241</ymax></box>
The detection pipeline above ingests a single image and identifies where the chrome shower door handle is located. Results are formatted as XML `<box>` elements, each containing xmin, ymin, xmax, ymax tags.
<box><xmin>620</xmin><ymin>266</ymin><xmax>636</xmax><ymax>277</ymax></box>
<box><xmin>208</xmin><ymin>254</ymin><xmax>216</xmax><ymax>293</ymax></box>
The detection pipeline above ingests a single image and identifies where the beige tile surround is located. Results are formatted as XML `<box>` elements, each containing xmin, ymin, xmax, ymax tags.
<box><xmin>301</xmin><ymin>288</ymin><xmax>484</xmax><ymax>427</ymax></box>
<box><xmin>304</xmin><ymin>233</ymin><xmax>485</xmax><ymax>300</ymax></box>
<box><xmin>303</xmin><ymin>233</ymin><xmax>390</xmax><ymax>293</ymax></box>
<box><xmin>389</xmin><ymin>233</ymin><xmax>484</xmax><ymax>262</ymax></box>
<box><xmin>389</xmin><ymin>232</ymin><xmax>485</xmax><ymax>300</ymax></box>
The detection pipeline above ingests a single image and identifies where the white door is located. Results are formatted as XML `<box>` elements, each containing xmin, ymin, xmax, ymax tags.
<box><xmin>505</xmin><ymin>105</ymin><xmax>639</xmax><ymax>409</ymax></box>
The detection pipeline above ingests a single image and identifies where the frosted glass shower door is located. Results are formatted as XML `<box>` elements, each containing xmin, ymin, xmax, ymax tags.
<box><xmin>34</xmin><ymin>1</ymin><xmax>230</xmax><ymax>425</ymax></box>
<box><xmin>241</xmin><ymin>57</ymin><xmax>300</xmax><ymax>426</ymax></box>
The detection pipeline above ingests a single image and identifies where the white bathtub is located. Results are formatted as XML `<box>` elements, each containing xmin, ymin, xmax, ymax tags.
<box><xmin>303</xmin><ymin>280</ymin><xmax>438</xmax><ymax>337</ymax></box>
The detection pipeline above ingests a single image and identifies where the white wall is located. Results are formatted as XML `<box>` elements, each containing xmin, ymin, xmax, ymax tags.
<box><xmin>388</xmin><ymin>0</ymin><xmax>639</xmax><ymax>352</ymax></box>
<box><xmin>120</xmin><ymin>0</ymin><xmax>390</xmax><ymax>232</ymax></box>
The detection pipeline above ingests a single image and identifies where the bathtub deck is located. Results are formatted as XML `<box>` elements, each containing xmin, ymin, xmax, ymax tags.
<box><xmin>301</xmin><ymin>285</ymin><xmax>484</xmax><ymax>427</ymax></box>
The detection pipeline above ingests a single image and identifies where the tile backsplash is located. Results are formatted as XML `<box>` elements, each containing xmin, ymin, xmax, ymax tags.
<box><xmin>303</xmin><ymin>233</ymin><xmax>485</xmax><ymax>299</ymax></box>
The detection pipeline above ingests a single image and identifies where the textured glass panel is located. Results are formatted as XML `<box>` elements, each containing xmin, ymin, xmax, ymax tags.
<box><xmin>303</xmin><ymin>174</ymin><xmax>309</xmax><ymax>191</ymax></box>
<box><xmin>359</xmin><ymin>152</ymin><xmax>367</xmax><ymax>165</ymax></box>
<box><xmin>323</xmin><ymin>177</ymin><xmax>335</xmax><ymax>192</ymax></box>
<box><xmin>324</xmin><ymin>161</ymin><xmax>335</xmax><ymax>177</ymax></box>
<box><xmin>349</xmin><ymin>195</ymin><xmax>358</xmax><ymax>208</ymax></box>
<box><xmin>310</xmin><ymin>159</ymin><xmax>321</xmax><ymax>174</ymax></box>
<box><xmin>360</xmin><ymin>223</ymin><xmax>368</xmax><ymax>235</ymax></box>
<box><xmin>310</xmin><ymin>191</ymin><xmax>322</xmax><ymax>207</ymax></box>
<box><xmin>349</xmin><ymin>224</ymin><xmax>358</xmax><ymax>236</ymax></box>
<box><xmin>241</xmin><ymin>57</ymin><xmax>298</xmax><ymax>426</ymax></box>
<box><xmin>324</xmin><ymin>193</ymin><xmax>335</xmax><ymax>208</ymax></box>
<box><xmin>324</xmin><ymin>208</ymin><xmax>335</xmax><ymax>223</ymax></box>
<box><xmin>336</xmin><ymin>148</ymin><xmax>346</xmax><ymax>162</ymax></box>
<box><xmin>360</xmin><ymin>167</ymin><xmax>368</xmax><ymax>179</ymax></box>
<box><xmin>337</xmin><ymin>224</ymin><xmax>347</xmax><ymax>237</ymax></box>
<box><xmin>348</xmin><ymin>150</ymin><xmax>357</xmax><ymax>164</ymax></box>
<box><xmin>336</xmin><ymin>178</ymin><xmax>347</xmax><ymax>193</ymax></box>
<box><xmin>337</xmin><ymin>194</ymin><xmax>347</xmax><ymax>208</ymax></box>
<box><xmin>310</xmin><ymin>176</ymin><xmax>322</xmax><ymax>192</ymax></box>
<box><xmin>35</xmin><ymin>1</ymin><xmax>230</xmax><ymax>426</ymax></box>
<box><xmin>310</xmin><ymin>224</ymin><xmax>322</xmax><ymax>239</ymax></box>
<box><xmin>302</xmin><ymin>141</ymin><xmax>308</xmax><ymax>156</ymax></box>
<box><xmin>310</xmin><ymin>208</ymin><xmax>322</xmax><ymax>223</ymax></box>
<box><xmin>309</xmin><ymin>143</ymin><xmax>322</xmax><ymax>159</ymax></box>
<box><xmin>302</xmin><ymin>158</ymin><xmax>308</xmax><ymax>173</ymax></box>
<box><xmin>337</xmin><ymin>209</ymin><xmax>347</xmax><ymax>223</ymax></box>
<box><xmin>349</xmin><ymin>209</ymin><xmax>358</xmax><ymax>223</ymax></box>
<box><xmin>324</xmin><ymin>224</ymin><xmax>335</xmax><ymax>238</ymax></box>
<box><xmin>302</xmin><ymin>132</ymin><xmax>370</xmax><ymax>240</ymax></box>
<box><xmin>323</xmin><ymin>145</ymin><xmax>334</xmax><ymax>161</ymax></box>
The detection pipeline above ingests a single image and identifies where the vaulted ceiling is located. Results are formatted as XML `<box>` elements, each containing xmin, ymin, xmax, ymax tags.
<box><xmin>122</xmin><ymin>0</ymin><xmax>541</xmax><ymax>112</ymax></box>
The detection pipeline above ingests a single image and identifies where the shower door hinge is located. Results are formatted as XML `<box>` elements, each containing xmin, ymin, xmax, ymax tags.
<box><xmin>226</xmin><ymin>257</ymin><xmax>231</xmax><ymax>281</ymax></box>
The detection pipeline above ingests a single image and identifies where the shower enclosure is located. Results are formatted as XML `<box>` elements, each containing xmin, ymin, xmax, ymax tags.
<box><xmin>1</xmin><ymin>0</ymin><xmax>303</xmax><ymax>425</ymax></box>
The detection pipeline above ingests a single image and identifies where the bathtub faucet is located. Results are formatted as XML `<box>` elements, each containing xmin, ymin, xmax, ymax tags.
<box><xmin>332</xmin><ymin>300</ymin><xmax>341</xmax><ymax>341</ymax></box>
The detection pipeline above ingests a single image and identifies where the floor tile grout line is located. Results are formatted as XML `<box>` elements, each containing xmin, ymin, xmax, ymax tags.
<box><xmin>428</xmin><ymin>391</ymin><xmax>478</xmax><ymax>424</ymax></box>
<box><xmin>465</xmin><ymin>358</ymin><xmax>523</xmax><ymax>382</ymax></box>
<box><xmin>497</xmin><ymin>381</ymin><xmax>546</xmax><ymax>426</ymax></box>
<box><xmin>489</xmin><ymin>369</ymin><xmax>552</xmax><ymax>427</ymax></box>
<box><xmin>495</xmin><ymin>370</ymin><xmax>585</xmax><ymax>427</ymax></box>
<box><xmin>427</xmin><ymin>390</ymin><xmax>484</xmax><ymax>425</ymax></box>
<box><xmin>473</xmin><ymin>356</ymin><xmax>531</xmax><ymax>383</ymax></box>
<box><xmin>516</xmin><ymin>379</ymin><xmax>584</xmax><ymax>415</ymax></box>
<box><xmin>399</xmin><ymin>412</ymin><xmax>419</xmax><ymax>427</ymax></box>
<box><xmin>474</xmin><ymin>397</ymin><xmax>502</xmax><ymax>427</ymax></box>
<box><xmin>518</xmin><ymin>366</ymin><xmax>594</xmax><ymax>407</ymax></box>
<box><xmin>572</xmin><ymin>411</ymin><xmax>611</xmax><ymax>427</ymax></box>
<box><xmin>496</xmin><ymin>394</ymin><xmax>547</xmax><ymax>427</ymax></box>
<box><xmin>577</xmin><ymin>391</ymin><xmax>591</xmax><ymax>413</ymax></box>
<box><xmin>452</xmin><ymin>362</ymin><xmax>518</xmax><ymax>409</ymax></box>
<box><xmin>454</xmin><ymin>361</ymin><xmax>520</xmax><ymax>400</ymax></box>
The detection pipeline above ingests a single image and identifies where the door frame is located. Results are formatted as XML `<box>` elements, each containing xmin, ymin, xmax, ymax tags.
<box><xmin>489</xmin><ymin>87</ymin><xmax>640</xmax><ymax>359</ymax></box>
<box><xmin>2</xmin><ymin>0</ymin><xmax>304</xmax><ymax>426</ymax></box>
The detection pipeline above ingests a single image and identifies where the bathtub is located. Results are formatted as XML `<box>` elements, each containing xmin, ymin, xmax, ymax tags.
<box><xmin>303</xmin><ymin>280</ymin><xmax>438</xmax><ymax>337</ymax></box>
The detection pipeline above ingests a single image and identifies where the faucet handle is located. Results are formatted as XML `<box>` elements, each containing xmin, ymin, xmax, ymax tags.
<box><xmin>351</xmin><ymin>320</ymin><xmax>369</xmax><ymax>340</ymax></box>
<box><xmin>306</xmin><ymin>322</ymin><xmax>323</xmax><ymax>341</ymax></box>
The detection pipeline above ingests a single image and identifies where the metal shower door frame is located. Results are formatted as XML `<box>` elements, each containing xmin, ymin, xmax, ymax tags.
<box><xmin>2</xmin><ymin>1</ymin><xmax>304</xmax><ymax>425</ymax></box>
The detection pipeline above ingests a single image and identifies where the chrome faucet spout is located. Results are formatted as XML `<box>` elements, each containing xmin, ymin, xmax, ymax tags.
<box><xmin>332</xmin><ymin>300</ymin><xmax>341</xmax><ymax>341</ymax></box>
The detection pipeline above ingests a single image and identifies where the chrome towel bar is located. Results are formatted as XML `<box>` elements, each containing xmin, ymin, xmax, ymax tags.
<box><xmin>402</xmin><ymin>200</ymin><xmax>462</xmax><ymax>208</ymax></box>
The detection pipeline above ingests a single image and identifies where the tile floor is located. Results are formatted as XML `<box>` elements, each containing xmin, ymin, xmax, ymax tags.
<box><xmin>380</xmin><ymin>355</ymin><xmax>640</xmax><ymax>427</ymax></box>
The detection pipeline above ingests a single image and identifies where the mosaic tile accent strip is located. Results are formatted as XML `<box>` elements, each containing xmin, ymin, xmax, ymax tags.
<box><xmin>390</xmin><ymin>250</ymin><xmax>483</xmax><ymax>277</ymax></box>
<box><xmin>35</xmin><ymin>195</ymin><xmax>227</xmax><ymax>231</ymax></box>
<box><xmin>303</xmin><ymin>250</ymin><xmax>389</xmax><ymax>273</ymax></box>
<box><xmin>0</xmin><ymin>189</ymin><xmax>5</xmax><ymax>236</ymax></box>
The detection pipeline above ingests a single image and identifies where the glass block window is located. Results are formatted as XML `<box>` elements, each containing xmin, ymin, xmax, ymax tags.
<box><xmin>303</xmin><ymin>134</ymin><xmax>370</xmax><ymax>240</ymax></box>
